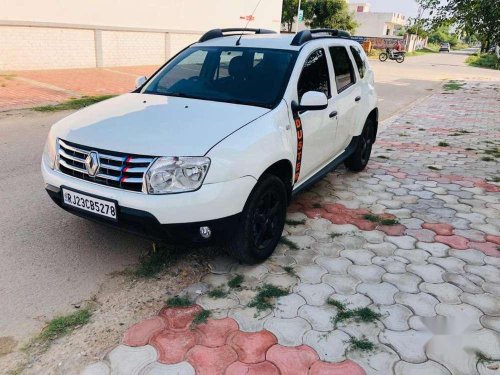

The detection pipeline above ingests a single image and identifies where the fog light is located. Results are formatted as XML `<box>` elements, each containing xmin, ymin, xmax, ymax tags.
<box><xmin>200</xmin><ymin>226</ymin><xmax>211</xmax><ymax>239</ymax></box>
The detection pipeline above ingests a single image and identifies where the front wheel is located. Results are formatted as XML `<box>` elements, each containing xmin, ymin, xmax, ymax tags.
<box><xmin>228</xmin><ymin>174</ymin><xmax>287</xmax><ymax>264</ymax></box>
<box><xmin>344</xmin><ymin>120</ymin><xmax>376</xmax><ymax>172</ymax></box>
<box><xmin>379</xmin><ymin>53</ymin><xmax>388</xmax><ymax>62</ymax></box>
<box><xmin>396</xmin><ymin>55</ymin><xmax>405</xmax><ymax>63</ymax></box>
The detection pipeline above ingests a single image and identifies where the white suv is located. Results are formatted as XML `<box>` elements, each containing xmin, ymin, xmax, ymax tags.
<box><xmin>42</xmin><ymin>28</ymin><xmax>378</xmax><ymax>263</ymax></box>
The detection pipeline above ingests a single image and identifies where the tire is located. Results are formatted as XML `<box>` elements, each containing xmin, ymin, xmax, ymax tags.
<box><xmin>379</xmin><ymin>53</ymin><xmax>388</xmax><ymax>62</ymax></box>
<box><xmin>344</xmin><ymin>120</ymin><xmax>376</xmax><ymax>172</ymax></box>
<box><xmin>396</xmin><ymin>55</ymin><xmax>405</xmax><ymax>63</ymax></box>
<box><xmin>228</xmin><ymin>174</ymin><xmax>287</xmax><ymax>264</ymax></box>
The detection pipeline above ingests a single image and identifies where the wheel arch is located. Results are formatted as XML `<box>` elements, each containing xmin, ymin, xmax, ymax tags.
<box><xmin>367</xmin><ymin>107</ymin><xmax>379</xmax><ymax>141</ymax></box>
<box><xmin>259</xmin><ymin>159</ymin><xmax>294</xmax><ymax>203</ymax></box>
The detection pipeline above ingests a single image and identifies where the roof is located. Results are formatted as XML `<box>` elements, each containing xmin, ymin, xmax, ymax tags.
<box><xmin>192</xmin><ymin>33</ymin><xmax>301</xmax><ymax>50</ymax></box>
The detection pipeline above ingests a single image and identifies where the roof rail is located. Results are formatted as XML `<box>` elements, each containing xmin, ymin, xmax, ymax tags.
<box><xmin>291</xmin><ymin>28</ymin><xmax>351</xmax><ymax>46</ymax></box>
<box><xmin>199</xmin><ymin>28</ymin><xmax>276</xmax><ymax>43</ymax></box>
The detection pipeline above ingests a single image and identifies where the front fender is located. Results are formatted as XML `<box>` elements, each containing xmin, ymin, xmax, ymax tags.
<box><xmin>204</xmin><ymin>101</ymin><xmax>295</xmax><ymax>184</ymax></box>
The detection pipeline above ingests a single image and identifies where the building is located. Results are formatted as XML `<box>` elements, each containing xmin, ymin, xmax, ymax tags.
<box><xmin>0</xmin><ymin>0</ymin><xmax>282</xmax><ymax>71</ymax></box>
<box><xmin>349</xmin><ymin>2</ymin><xmax>406</xmax><ymax>37</ymax></box>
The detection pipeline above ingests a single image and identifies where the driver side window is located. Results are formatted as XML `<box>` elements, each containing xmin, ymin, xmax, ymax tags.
<box><xmin>297</xmin><ymin>49</ymin><xmax>330</xmax><ymax>101</ymax></box>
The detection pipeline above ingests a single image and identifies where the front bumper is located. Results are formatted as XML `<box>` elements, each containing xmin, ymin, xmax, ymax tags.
<box><xmin>42</xmin><ymin>160</ymin><xmax>256</xmax><ymax>244</ymax></box>
<box><xmin>45</xmin><ymin>186</ymin><xmax>240</xmax><ymax>244</ymax></box>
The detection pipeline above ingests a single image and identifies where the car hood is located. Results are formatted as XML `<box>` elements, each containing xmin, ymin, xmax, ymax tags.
<box><xmin>52</xmin><ymin>93</ymin><xmax>269</xmax><ymax>156</ymax></box>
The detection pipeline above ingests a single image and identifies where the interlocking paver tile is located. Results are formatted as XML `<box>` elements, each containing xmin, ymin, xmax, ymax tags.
<box><xmin>81</xmin><ymin>82</ymin><xmax>500</xmax><ymax>374</ymax></box>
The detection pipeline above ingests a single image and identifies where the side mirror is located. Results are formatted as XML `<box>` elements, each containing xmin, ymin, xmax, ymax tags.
<box><xmin>292</xmin><ymin>91</ymin><xmax>328</xmax><ymax>112</ymax></box>
<box><xmin>135</xmin><ymin>76</ymin><xmax>147</xmax><ymax>89</ymax></box>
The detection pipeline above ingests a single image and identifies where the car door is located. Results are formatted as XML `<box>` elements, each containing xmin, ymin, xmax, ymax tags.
<box><xmin>328</xmin><ymin>45</ymin><xmax>361</xmax><ymax>152</ymax></box>
<box><xmin>294</xmin><ymin>48</ymin><xmax>338</xmax><ymax>183</ymax></box>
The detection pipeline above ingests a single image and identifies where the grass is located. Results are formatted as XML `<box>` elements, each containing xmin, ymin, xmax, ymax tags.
<box><xmin>481</xmin><ymin>156</ymin><xmax>494</xmax><ymax>162</ymax></box>
<box><xmin>484</xmin><ymin>147</ymin><xmax>500</xmax><ymax>158</ymax></box>
<box><xmin>488</xmin><ymin>176</ymin><xmax>500</xmax><ymax>183</ymax></box>
<box><xmin>227</xmin><ymin>274</ymin><xmax>244</xmax><ymax>289</ymax></box>
<box><xmin>377</xmin><ymin>155</ymin><xmax>389</xmax><ymax>159</ymax></box>
<box><xmin>438</xmin><ymin>141</ymin><xmax>450</xmax><ymax>147</ymax></box>
<box><xmin>134</xmin><ymin>245</ymin><xmax>177</xmax><ymax>278</ymax></box>
<box><xmin>285</xmin><ymin>219</ymin><xmax>306</xmax><ymax>226</ymax></box>
<box><xmin>428</xmin><ymin>165</ymin><xmax>440</xmax><ymax>170</ymax></box>
<box><xmin>443</xmin><ymin>81</ymin><xmax>465</xmax><ymax>91</ymax></box>
<box><xmin>279</xmin><ymin>236</ymin><xmax>299</xmax><ymax>250</ymax></box>
<box><xmin>208</xmin><ymin>287</ymin><xmax>228</xmax><ymax>299</ymax></box>
<box><xmin>362</xmin><ymin>214</ymin><xmax>399</xmax><ymax>226</ymax></box>
<box><xmin>283</xmin><ymin>266</ymin><xmax>296</xmax><ymax>276</ymax></box>
<box><xmin>476</xmin><ymin>351</ymin><xmax>494</xmax><ymax>364</ymax></box>
<box><xmin>329</xmin><ymin>299</ymin><xmax>381</xmax><ymax>327</ymax></box>
<box><xmin>24</xmin><ymin>308</ymin><xmax>92</xmax><ymax>352</ymax></box>
<box><xmin>33</xmin><ymin>95</ymin><xmax>115</xmax><ymax>112</ymax></box>
<box><xmin>312</xmin><ymin>202</ymin><xmax>322</xmax><ymax>208</ymax></box>
<box><xmin>329</xmin><ymin>232</ymin><xmax>341</xmax><ymax>239</ymax></box>
<box><xmin>405</xmin><ymin>47</ymin><xmax>438</xmax><ymax>57</ymax></box>
<box><xmin>192</xmin><ymin>309</ymin><xmax>211</xmax><ymax>326</ymax></box>
<box><xmin>466</xmin><ymin>53</ymin><xmax>500</xmax><ymax>70</ymax></box>
<box><xmin>248</xmin><ymin>284</ymin><xmax>289</xmax><ymax>312</ymax></box>
<box><xmin>166</xmin><ymin>296</ymin><xmax>192</xmax><ymax>307</ymax></box>
<box><xmin>349</xmin><ymin>337</ymin><xmax>375</xmax><ymax>351</ymax></box>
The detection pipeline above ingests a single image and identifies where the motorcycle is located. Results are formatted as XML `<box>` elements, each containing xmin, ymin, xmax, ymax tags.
<box><xmin>379</xmin><ymin>48</ymin><xmax>405</xmax><ymax>63</ymax></box>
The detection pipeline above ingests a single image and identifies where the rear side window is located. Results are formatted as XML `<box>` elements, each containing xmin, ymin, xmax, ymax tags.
<box><xmin>297</xmin><ymin>49</ymin><xmax>330</xmax><ymax>101</ymax></box>
<box><xmin>329</xmin><ymin>46</ymin><xmax>356</xmax><ymax>93</ymax></box>
<box><xmin>350</xmin><ymin>46</ymin><xmax>366</xmax><ymax>79</ymax></box>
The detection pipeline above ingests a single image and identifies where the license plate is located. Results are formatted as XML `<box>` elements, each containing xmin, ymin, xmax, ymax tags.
<box><xmin>62</xmin><ymin>188</ymin><xmax>117</xmax><ymax>220</ymax></box>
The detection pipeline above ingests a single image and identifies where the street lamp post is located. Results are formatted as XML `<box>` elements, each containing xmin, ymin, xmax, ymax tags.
<box><xmin>297</xmin><ymin>0</ymin><xmax>302</xmax><ymax>32</ymax></box>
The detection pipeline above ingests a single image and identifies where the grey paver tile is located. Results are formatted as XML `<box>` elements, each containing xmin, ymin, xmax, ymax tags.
<box><xmin>394</xmin><ymin>292</ymin><xmax>438</xmax><ymax>316</ymax></box>
<box><xmin>383</xmin><ymin>272</ymin><xmax>423</xmax><ymax>293</ymax></box>
<box><xmin>465</xmin><ymin>265</ymin><xmax>500</xmax><ymax>283</ymax></box>
<box><xmin>395</xmin><ymin>249</ymin><xmax>430</xmax><ymax>265</ymax></box>
<box><xmin>294</xmin><ymin>282</ymin><xmax>335</xmax><ymax>305</ymax></box>
<box><xmin>228</xmin><ymin>307</ymin><xmax>271</xmax><ymax>332</ymax></box>
<box><xmin>315</xmin><ymin>256</ymin><xmax>352</xmax><ymax>274</ymax></box>
<box><xmin>82</xmin><ymin>362</ymin><xmax>111</xmax><ymax>375</ymax></box>
<box><xmin>139</xmin><ymin>362</ymin><xmax>196</xmax><ymax>375</ymax></box>
<box><xmin>322</xmin><ymin>274</ymin><xmax>360</xmax><ymax>295</ymax></box>
<box><xmin>365</xmin><ymin>242</ymin><xmax>397</xmax><ymax>257</ymax></box>
<box><xmin>106</xmin><ymin>345</ymin><xmax>157</xmax><ymax>375</ymax></box>
<box><xmin>435</xmin><ymin>303</ymin><xmax>483</xmax><ymax>331</ymax></box>
<box><xmin>378</xmin><ymin>304</ymin><xmax>412</xmax><ymax>331</ymax></box>
<box><xmin>416</xmin><ymin>242</ymin><xmax>449</xmax><ymax>257</ymax></box>
<box><xmin>273</xmin><ymin>293</ymin><xmax>307</xmax><ymax>319</ymax></box>
<box><xmin>379</xmin><ymin>329</ymin><xmax>431</xmax><ymax>363</ymax></box>
<box><xmin>407</xmin><ymin>264</ymin><xmax>445</xmax><ymax>283</ymax></box>
<box><xmin>394</xmin><ymin>360</ymin><xmax>452</xmax><ymax>375</ymax></box>
<box><xmin>298</xmin><ymin>305</ymin><xmax>336</xmax><ymax>331</ymax></box>
<box><xmin>348</xmin><ymin>264</ymin><xmax>386</xmax><ymax>283</ymax></box>
<box><xmin>263</xmin><ymin>316</ymin><xmax>311</xmax><ymax>346</ymax></box>
<box><xmin>461</xmin><ymin>293</ymin><xmax>500</xmax><ymax>316</ymax></box>
<box><xmin>357</xmin><ymin>282</ymin><xmax>399</xmax><ymax>305</ymax></box>
<box><xmin>443</xmin><ymin>273</ymin><xmax>484</xmax><ymax>294</ymax></box>
<box><xmin>428</xmin><ymin>257</ymin><xmax>465</xmax><ymax>274</ymax></box>
<box><xmin>420</xmin><ymin>282</ymin><xmax>462</xmax><ymax>304</ymax></box>
<box><xmin>303</xmin><ymin>330</ymin><xmax>350</xmax><ymax>362</ymax></box>
<box><xmin>386</xmin><ymin>236</ymin><xmax>417</xmax><ymax>250</ymax></box>
<box><xmin>341</xmin><ymin>249</ymin><xmax>375</xmax><ymax>265</ymax></box>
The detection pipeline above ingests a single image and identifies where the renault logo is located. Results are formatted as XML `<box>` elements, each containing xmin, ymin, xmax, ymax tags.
<box><xmin>85</xmin><ymin>151</ymin><xmax>100</xmax><ymax>177</ymax></box>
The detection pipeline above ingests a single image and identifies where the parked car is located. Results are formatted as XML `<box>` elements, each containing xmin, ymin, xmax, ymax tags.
<box><xmin>42</xmin><ymin>28</ymin><xmax>378</xmax><ymax>263</ymax></box>
<box><xmin>439</xmin><ymin>43</ymin><xmax>451</xmax><ymax>52</ymax></box>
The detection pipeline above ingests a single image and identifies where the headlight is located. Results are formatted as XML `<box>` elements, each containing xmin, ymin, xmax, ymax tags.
<box><xmin>144</xmin><ymin>157</ymin><xmax>210</xmax><ymax>194</ymax></box>
<box><xmin>43</xmin><ymin>135</ymin><xmax>58</xmax><ymax>170</ymax></box>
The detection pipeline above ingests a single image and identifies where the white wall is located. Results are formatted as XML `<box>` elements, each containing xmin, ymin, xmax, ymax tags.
<box><xmin>0</xmin><ymin>0</ymin><xmax>283</xmax><ymax>33</ymax></box>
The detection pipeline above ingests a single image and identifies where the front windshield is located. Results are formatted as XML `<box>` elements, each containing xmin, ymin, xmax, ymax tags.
<box><xmin>143</xmin><ymin>46</ymin><xmax>297</xmax><ymax>108</ymax></box>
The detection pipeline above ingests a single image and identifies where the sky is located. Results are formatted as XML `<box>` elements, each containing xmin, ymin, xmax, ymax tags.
<box><xmin>361</xmin><ymin>0</ymin><xmax>420</xmax><ymax>17</ymax></box>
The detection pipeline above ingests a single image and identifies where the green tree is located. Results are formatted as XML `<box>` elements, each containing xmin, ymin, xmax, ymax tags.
<box><xmin>304</xmin><ymin>0</ymin><xmax>358</xmax><ymax>33</ymax></box>
<box><xmin>423</xmin><ymin>0</ymin><xmax>499</xmax><ymax>51</ymax></box>
<box><xmin>281</xmin><ymin>0</ymin><xmax>299</xmax><ymax>32</ymax></box>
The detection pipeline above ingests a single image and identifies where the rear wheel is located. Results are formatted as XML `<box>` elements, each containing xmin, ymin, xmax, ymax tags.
<box><xmin>228</xmin><ymin>174</ymin><xmax>287</xmax><ymax>264</ymax></box>
<box><xmin>396</xmin><ymin>55</ymin><xmax>405</xmax><ymax>63</ymax></box>
<box><xmin>345</xmin><ymin>120</ymin><xmax>376</xmax><ymax>172</ymax></box>
<box><xmin>379</xmin><ymin>53</ymin><xmax>388</xmax><ymax>62</ymax></box>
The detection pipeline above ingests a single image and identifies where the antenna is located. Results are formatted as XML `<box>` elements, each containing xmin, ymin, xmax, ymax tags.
<box><xmin>236</xmin><ymin>0</ymin><xmax>263</xmax><ymax>46</ymax></box>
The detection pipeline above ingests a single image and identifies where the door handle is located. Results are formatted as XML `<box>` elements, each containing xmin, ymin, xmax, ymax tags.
<box><xmin>329</xmin><ymin>111</ymin><xmax>338</xmax><ymax>118</ymax></box>
<box><xmin>355</xmin><ymin>96</ymin><xmax>361</xmax><ymax>102</ymax></box>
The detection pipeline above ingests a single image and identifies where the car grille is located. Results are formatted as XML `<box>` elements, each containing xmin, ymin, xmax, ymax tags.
<box><xmin>57</xmin><ymin>139</ymin><xmax>155</xmax><ymax>192</ymax></box>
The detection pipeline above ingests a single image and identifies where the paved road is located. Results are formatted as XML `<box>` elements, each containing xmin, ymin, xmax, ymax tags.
<box><xmin>0</xmin><ymin>50</ymin><xmax>498</xmax><ymax>344</ymax></box>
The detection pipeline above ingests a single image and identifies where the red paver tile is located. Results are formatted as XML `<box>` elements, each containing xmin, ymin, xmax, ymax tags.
<box><xmin>266</xmin><ymin>344</ymin><xmax>319</xmax><ymax>375</ymax></box>
<box><xmin>0</xmin><ymin>75</ymin><xmax>70</xmax><ymax>111</ymax></box>
<box><xmin>435</xmin><ymin>235</ymin><xmax>469</xmax><ymax>250</ymax></box>
<box><xmin>159</xmin><ymin>304</ymin><xmax>203</xmax><ymax>331</ymax></box>
<box><xmin>475</xmin><ymin>180</ymin><xmax>500</xmax><ymax>193</ymax></box>
<box><xmin>485</xmin><ymin>235</ymin><xmax>500</xmax><ymax>245</ymax></box>
<box><xmin>186</xmin><ymin>345</ymin><xmax>238</xmax><ymax>375</ymax></box>
<box><xmin>227</xmin><ymin>330</ymin><xmax>277</xmax><ymax>364</ymax></box>
<box><xmin>195</xmin><ymin>318</ymin><xmax>239</xmax><ymax>348</ymax></box>
<box><xmin>469</xmin><ymin>241</ymin><xmax>500</xmax><ymax>257</ymax></box>
<box><xmin>308</xmin><ymin>360</ymin><xmax>366</xmax><ymax>375</ymax></box>
<box><xmin>122</xmin><ymin>316</ymin><xmax>166</xmax><ymax>347</ymax></box>
<box><xmin>422</xmin><ymin>223</ymin><xmax>454</xmax><ymax>236</ymax></box>
<box><xmin>225</xmin><ymin>361</ymin><xmax>280</xmax><ymax>375</ymax></box>
<box><xmin>150</xmin><ymin>329</ymin><xmax>197</xmax><ymax>364</ymax></box>
<box><xmin>379</xmin><ymin>224</ymin><xmax>406</xmax><ymax>236</ymax></box>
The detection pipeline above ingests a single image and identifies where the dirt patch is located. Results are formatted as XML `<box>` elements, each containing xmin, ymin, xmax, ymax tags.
<box><xmin>0</xmin><ymin>336</ymin><xmax>17</xmax><ymax>357</ymax></box>
<box><xmin>0</xmin><ymin>249</ymin><xmax>218</xmax><ymax>375</ymax></box>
